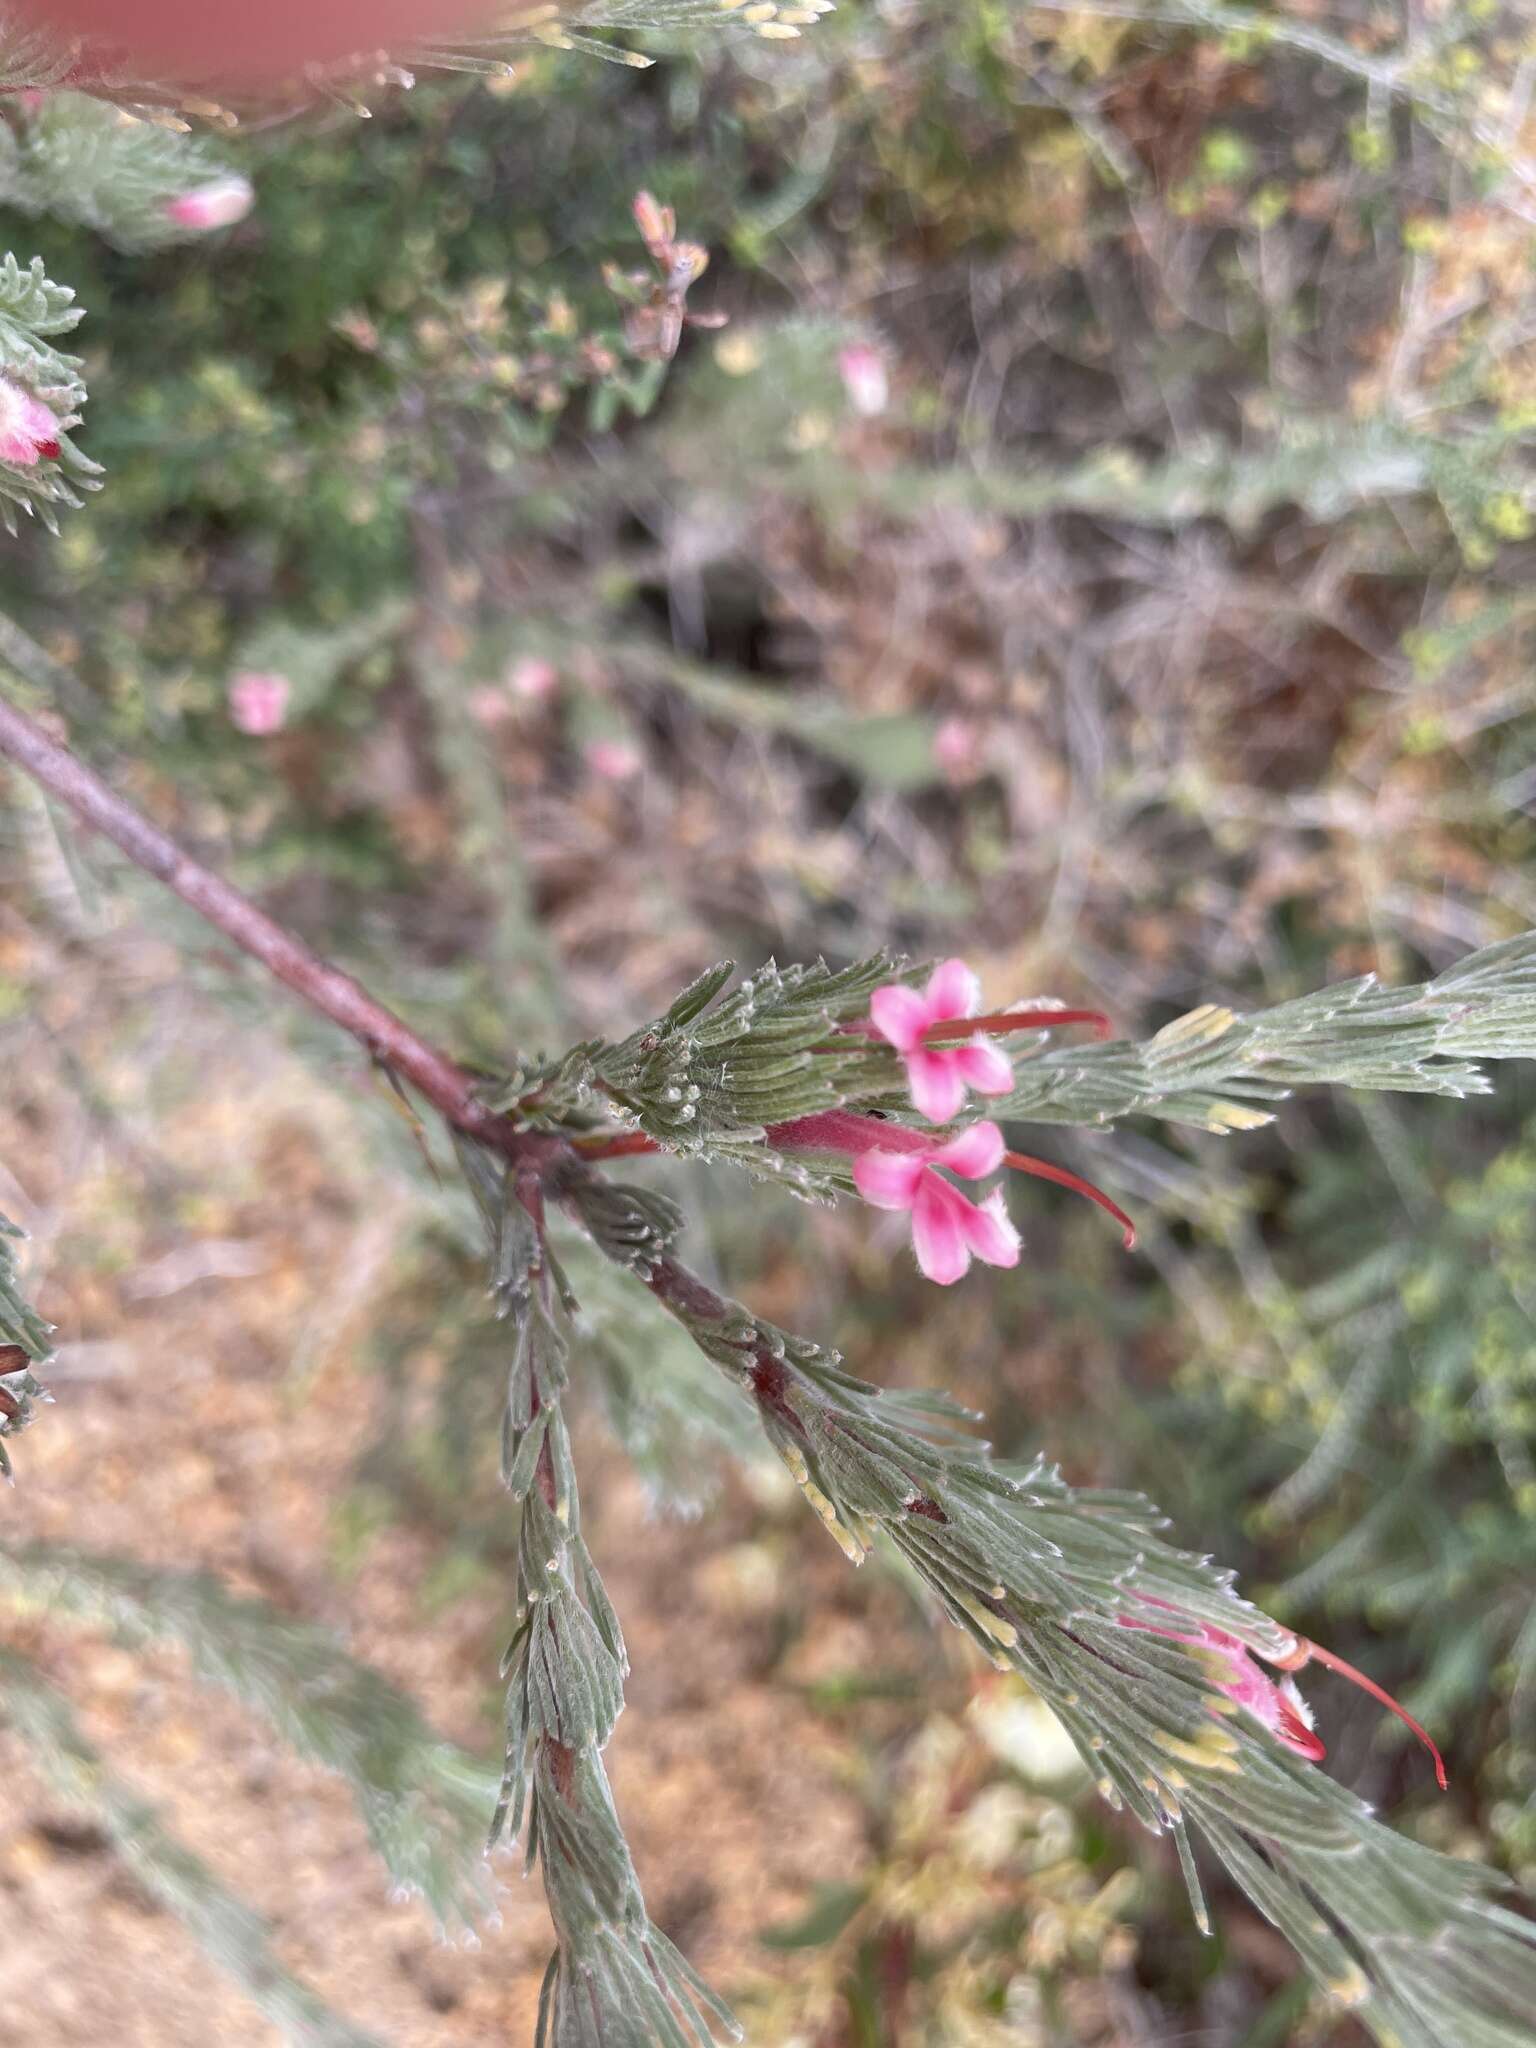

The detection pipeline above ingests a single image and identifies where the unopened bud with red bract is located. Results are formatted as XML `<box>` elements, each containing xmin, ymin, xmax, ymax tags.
<box><xmin>0</xmin><ymin>377</ymin><xmax>61</xmax><ymax>466</ymax></box>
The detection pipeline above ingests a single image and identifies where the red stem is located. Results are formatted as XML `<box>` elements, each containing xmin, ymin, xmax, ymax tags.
<box><xmin>767</xmin><ymin>1110</ymin><xmax>934</xmax><ymax>1157</ymax></box>
<box><xmin>575</xmin><ymin>1113</ymin><xmax>933</xmax><ymax>1163</ymax></box>
<box><xmin>829</xmin><ymin>1006</ymin><xmax>1111</xmax><ymax>1055</ymax></box>
<box><xmin>924</xmin><ymin>1007</ymin><xmax>1112</xmax><ymax>1044</ymax></box>
<box><xmin>0</xmin><ymin>691</ymin><xmax>553</xmax><ymax>1164</ymax></box>
<box><xmin>570</xmin><ymin>1130</ymin><xmax>662</xmax><ymax>1160</ymax></box>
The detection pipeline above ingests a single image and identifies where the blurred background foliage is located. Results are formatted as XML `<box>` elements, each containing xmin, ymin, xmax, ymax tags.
<box><xmin>3</xmin><ymin>1</ymin><xmax>1536</xmax><ymax>2042</ymax></box>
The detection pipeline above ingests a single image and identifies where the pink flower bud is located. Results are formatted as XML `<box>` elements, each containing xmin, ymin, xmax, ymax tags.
<box><xmin>632</xmin><ymin>189</ymin><xmax>675</xmax><ymax>262</ymax></box>
<box><xmin>0</xmin><ymin>377</ymin><xmax>61</xmax><ymax>467</ymax></box>
<box><xmin>933</xmin><ymin>716</ymin><xmax>981</xmax><ymax>779</ymax></box>
<box><xmin>1120</xmin><ymin>1596</ymin><xmax>1448</xmax><ymax>1789</ymax></box>
<box><xmin>228</xmin><ymin>671</ymin><xmax>290</xmax><ymax>736</ymax></box>
<box><xmin>467</xmin><ymin>685</ymin><xmax>513</xmax><ymax>728</ymax></box>
<box><xmin>838</xmin><ymin>342</ymin><xmax>889</xmax><ymax>418</ymax></box>
<box><xmin>165</xmin><ymin>175</ymin><xmax>255</xmax><ymax>233</ymax></box>
<box><xmin>585</xmin><ymin>739</ymin><xmax>642</xmax><ymax>782</ymax></box>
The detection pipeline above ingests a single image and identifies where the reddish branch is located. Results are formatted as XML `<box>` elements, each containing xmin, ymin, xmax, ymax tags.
<box><xmin>0</xmin><ymin>689</ymin><xmax>977</xmax><ymax>1552</ymax></box>
<box><xmin>0</xmin><ymin>690</ymin><xmax>555</xmax><ymax>1165</ymax></box>
<box><xmin>0</xmin><ymin>693</ymin><xmax>1115</xmax><ymax>1401</ymax></box>
<box><xmin>0</xmin><ymin>691</ymin><xmax>846</xmax><ymax>1384</ymax></box>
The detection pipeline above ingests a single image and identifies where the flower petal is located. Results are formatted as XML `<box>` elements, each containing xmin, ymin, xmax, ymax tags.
<box><xmin>925</xmin><ymin>957</ymin><xmax>980</xmax><ymax>1021</ymax></box>
<box><xmin>1274</xmin><ymin>1683</ymin><xmax>1328</xmax><ymax>1763</ymax></box>
<box><xmin>905</xmin><ymin>1048</ymin><xmax>966</xmax><ymax>1123</ymax></box>
<box><xmin>1203</xmin><ymin>1647</ymin><xmax>1327</xmax><ymax>1763</ymax></box>
<box><xmin>0</xmin><ymin>379</ymin><xmax>56</xmax><ymax>467</ymax></box>
<box><xmin>910</xmin><ymin>1175</ymin><xmax>972</xmax><ymax>1285</ymax></box>
<box><xmin>852</xmin><ymin>1147</ymin><xmax>927</xmax><ymax>1210</ymax></box>
<box><xmin>932</xmin><ymin>1120</ymin><xmax>1005</xmax><ymax>1179</ymax></box>
<box><xmin>1204</xmin><ymin>1642</ymin><xmax>1270</xmax><ymax>1712</ymax></box>
<box><xmin>954</xmin><ymin>1038</ymin><xmax>1014</xmax><ymax>1095</ymax></box>
<box><xmin>869</xmin><ymin>982</ymin><xmax>931</xmax><ymax>1052</ymax></box>
<box><xmin>960</xmin><ymin>1190</ymin><xmax>1021</xmax><ymax>1270</ymax></box>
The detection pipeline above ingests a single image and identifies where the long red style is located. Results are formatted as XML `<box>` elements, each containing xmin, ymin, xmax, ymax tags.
<box><xmin>923</xmin><ymin>1007</ymin><xmax>1113</xmax><ymax>1044</ymax></box>
<box><xmin>1275</xmin><ymin>1638</ymin><xmax>1448</xmax><ymax>1790</ymax></box>
<box><xmin>1002</xmin><ymin>1151</ymin><xmax>1136</xmax><ymax>1249</ymax></box>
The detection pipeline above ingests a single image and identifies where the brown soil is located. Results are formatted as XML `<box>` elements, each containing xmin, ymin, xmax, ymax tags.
<box><xmin>0</xmin><ymin>970</ymin><xmax>868</xmax><ymax>2048</ymax></box>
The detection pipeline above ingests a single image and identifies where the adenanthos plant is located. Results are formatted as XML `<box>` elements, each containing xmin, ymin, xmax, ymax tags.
<box><xmin>0</xmin><ymin>250</ymin><xmax>95</xmax><ymax>530</ymax></box>
<box><xmin>1</xmin><ymin>1209</ymin><xmax>54</xmax><ymax>1480</ymax></box>
<box><xmin>3</xmin><ymin>9</ymin><xmax>1536</xmax><ymax>2046</ymax></box>
<box><xmin>5</xmin><ymin>668</ymin><xmax>1536</xmax><ymax>2043</ymax></box>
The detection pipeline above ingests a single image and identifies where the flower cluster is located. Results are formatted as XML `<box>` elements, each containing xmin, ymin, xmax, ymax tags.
<box><xmin>565</xmin><ymin>958</ymin><xmax>1135</xmax><ymax>1285</ymax></box>
<box><xmin>835</xmin><ymin>958</ymin><xmax>1130</xmax><ymax>1284</ymax></box>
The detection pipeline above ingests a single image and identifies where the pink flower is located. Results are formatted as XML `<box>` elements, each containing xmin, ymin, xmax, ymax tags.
<box><xmin>165</xmin><ymin>175</ymin><xmax>255</xmax><ymax>233</ymax></box>
<box><xmin>870</xmin><ymin>959</ymin><xmax>1015</xmax><ymax>1123</ymax></box>
<box><xmin>509</xmin><ymin>656</ymin><xmax>558</xmax><ymax>701</ymax></box>
<box><xmin>932</xmin><ymin>716</ymin><xmax>981</xmax><ymax>781</ymax></box>
<box><xmin>228</xmin><ymin>671</ymin><xmax>290</xmax><ymax>736</ymax></box>
<box><xmin>852</xmin><ymin>1120</ymin><xmax>1020</xmax><ymax>1286</ymax></box>
<box><xmin>581</xmin><ymin>1107</ymin><xmax>1135</xmax><ymax>1281</ymax></box>
<box><xmin>467</xmin><ymin>684</ymin><xmax>514</xmax><ymax>728</ymax></box>
<box><xmin>1121</xmin><ymin>1596</ymin><xmax>1447</xmax><ymax>1787</ymax></box>
<box><xmin>771</xmin><ymin>1107</ymin><xmax>1135</xmax><ymax>1271</ymax></box>
<box><xmin>586</xmin><ymin>739</ymin><xmax>642</xmax><ymax>782</ymax></box>
<box><xmin>1121</xmin><ymin>1601</ymin><xmax>1324</xmax><ymax>1764</ymax></box>
<box><xmin>0</xmin><ymin>378</ymin><xmax>61</xmax><ymax>467</ymax></box>
<box><xmin>838</xmin><ymin>342</ymin><xmax>889</xmax><ymax>418</ymax></box>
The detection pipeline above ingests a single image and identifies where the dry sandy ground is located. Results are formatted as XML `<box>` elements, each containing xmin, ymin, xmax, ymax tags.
<box><xmin>0</xmin><ymin>953</ymin><xmax>870</xmax><ymax>2048</ymax></box>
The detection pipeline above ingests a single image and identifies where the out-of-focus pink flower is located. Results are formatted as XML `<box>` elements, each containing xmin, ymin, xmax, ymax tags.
<box><xmin>0</xmin><ymin>377</ymin><xmax>61</xmax><ymax>466</ymax></box>
<box><xmin>933</xmin><ymin>716</ymin><xmax>982</xmax><ymax>780</ymax></box>
<box><xmin>870</xmin><ymin>959</ymin><xmax>1014</xmax><ymax>1123</ymax></box>
<box><xmin>509</xmin><ymin>655</ymin><xmax>558</xmax><ymax>701</ymax></box>
<box><xmin>852</xmin><ymin>1120</ymin><xmax>1020</xmax><ymax>1286</ymax></box>
<box><xmin>467</xmin><ymin>684</ymin><xmax>513</xmax><ymax>728</ymax></box>
<box><xmin>228</xmin><ymin>671</ymin><xmax>290</xmax><ymax>735</ymax></box>
<box><xmin>586</xmin><ymin>738</ymin><xmax>642</xmax><ymax>782</ymax></box>
<box><xmin>165</xmin><ymin>175</ymin><xmax>255</xmax><ymax>232</ymax></box>
<box><xmin>838</xmin><ymin>341</ymin><xmax>889</xmax><ymax>418</ymax></box>
<box><xmin>1121</xmin><ymin>1595</ymin><xmax>1448</xmax><ymax>1786</ymax></box>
